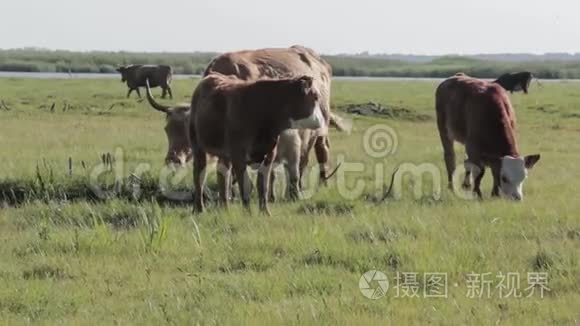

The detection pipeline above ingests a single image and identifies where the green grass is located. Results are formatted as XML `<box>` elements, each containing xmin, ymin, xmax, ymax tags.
<box><xmin>0</xmin><ymin>78</ymin><xmax>579</xmax><ymax>324</ymax></box>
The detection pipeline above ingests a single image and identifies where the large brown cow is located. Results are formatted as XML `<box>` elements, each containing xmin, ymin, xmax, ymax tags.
<box><xmin>144</xmin><ymin>80</ymin><xmax>345</xmax><ymax>200</ymax></box>
<box><xmin>117</xmin><ymin>64</ymin><xmax>173</xmax><ymax>99</ymax></box>
<box><xmin>203</xmin><ymin>46</ymin><xmax>334</xmax><ymax>184</ymax></box>
<box><xmin>190</xmin><ymin>73</ymin><xmax>326</xmax><ymax>214</ymax></box>
<box><xmin>435</xmin><ymin>74</ymin><xmax>541</xmax><ymax>200</ymax></box>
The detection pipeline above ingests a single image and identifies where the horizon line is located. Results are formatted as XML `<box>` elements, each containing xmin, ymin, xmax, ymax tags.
<box><xmin>2</xmin><ymin>47</ymin><xmax>580</xmax><ymax>57</ymax></box>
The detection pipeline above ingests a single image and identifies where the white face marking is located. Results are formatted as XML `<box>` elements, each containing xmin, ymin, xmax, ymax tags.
<box><xmin>500</xmin><ymin>156</ymin><xmax>528</xmax><ymax>200</ymax></box>
<box><xmin>290</xmin><ymin>104</ymin><xmax>326</xmax><ymax>130</ymax></box>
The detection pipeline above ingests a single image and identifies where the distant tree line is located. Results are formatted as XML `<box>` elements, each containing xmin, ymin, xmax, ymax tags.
<box><xmin>2</xmin><ymin>49</ymin><xmax>580</xmax><ymax>79</ymax></box>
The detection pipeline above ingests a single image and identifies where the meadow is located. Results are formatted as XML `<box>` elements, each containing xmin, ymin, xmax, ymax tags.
<box><xmin>0</xmin><ymin>77</ymin><xmax>579</xmax><ymax>324</ymax></box>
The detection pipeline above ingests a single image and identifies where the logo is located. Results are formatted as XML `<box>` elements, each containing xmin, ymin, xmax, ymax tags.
<box><xmin>359</xmin><ymin>270</ymin><xmax>389</xmax><ymax>299</ymax></box>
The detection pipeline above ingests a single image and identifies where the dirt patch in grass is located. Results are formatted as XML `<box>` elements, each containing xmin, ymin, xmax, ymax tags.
<box><xmin>298</xmin><ymin>201</ymin><xmax>355</xmax><ymax>216</ymax></box>
<box><xmin>347</xmin><ymin>226</ymin><xmax>417</xmax><ymax>244</ymax></box>
<box><xmin>339</xmin><ymin>102</ymin><xmax>432</xmax><ymax>122</ymax></box>
<box><xmin>217</xmin><ymin>259</ymin><xmax>273</xmax><ymax>273</ymax></box>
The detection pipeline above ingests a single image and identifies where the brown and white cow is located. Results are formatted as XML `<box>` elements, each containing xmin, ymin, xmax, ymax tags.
<box><xmin>203</xmin><ymin>45</ymin><xmax>335</xmax><ymax>184</ymax></box>
<box><xmin>435</xmin><ymin>74</ymin><xmax>541</xmax><ymax>200</ymax></box>
<box><xmin>190</xmin><ymin>73</ymin><xmax>326</xmax><ymax>214</ymax></box>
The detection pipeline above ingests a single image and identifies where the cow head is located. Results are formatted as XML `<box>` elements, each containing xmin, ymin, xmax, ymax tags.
<box><xmin>497</xmin><ymin>154</ymin><xmax>541</xmax><ymax>200</ymax></box>
<box><xmin>116</xmin><ymin>66</ymin><xmax>128</xmax><ymax>82</ymax></box>
<box><xmin>287</xmin><ymin>76</ymin><xmax>326</xmax><ymax>131</ymax></box>
<box><xmin>145</xmin><ymin>80</ymin><xmax>192</xmax><ymax>166</ymax></box>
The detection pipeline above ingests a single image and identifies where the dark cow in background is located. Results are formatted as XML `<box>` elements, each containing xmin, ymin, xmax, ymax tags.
<box><xmin>436</xmin><ymin>74</ymin><xmax>541</xmax><ymax>200</ymax></box>
<box><xmin>116</xmin><ymin>64</ymin><xmax>173</xmax><ymax>99</ymax></box>
<box><xmin>493</xmin><ymin>71</ymin><xmax>536</xmax><ymax>94</ymax></box>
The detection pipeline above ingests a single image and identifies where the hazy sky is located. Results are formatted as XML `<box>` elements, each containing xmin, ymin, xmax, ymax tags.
<box><xmin>2</xmin><ymin>0</ymin><xmax>579</xmax><ymax>54</ymax></box>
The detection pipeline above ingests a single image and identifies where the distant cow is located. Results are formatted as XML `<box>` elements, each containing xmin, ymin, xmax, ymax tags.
<box><xmin>190</xmin><ymin>73</ymin><xmax>326</xmax><ymax>214</ymax></box>
<box><xmin>493</xmin><ymin>71</ymin><xmax>536</xmax><ymax>94</ymax></box>
<box><xmin>435</xmin><ymin>74</ymin><xmax>541</xmax><ymax>200</ymax></box>
<box><xmin>203</xmin><ymin>46</ymin><xmax>336</xmax><ymax>185</ymax></box>
<box><xmin>116</xmin><ymin>64</ymin><xmax>173</xmax><ymax>99</ymax></box>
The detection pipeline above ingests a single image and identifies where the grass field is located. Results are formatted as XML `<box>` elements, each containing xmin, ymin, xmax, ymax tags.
<box><xmin>0</xmin><ymin>77</ymin><xmax>579</xmax><ymax>325</ymax></box>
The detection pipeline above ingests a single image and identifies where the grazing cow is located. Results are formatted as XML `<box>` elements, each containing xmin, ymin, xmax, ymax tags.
<box><xmin>190</xmin><ymin>73</ymin><xmax>325</xmax><ymax>214</ymax></box>
<box><xmin>203</xmin><ymin>45</ymin><xmax>336</xmax><ymax>185</ymax></box>
<box><xmin>493</xmin><ymin>71</ymin><xmax>535</xmax><ymax>94</ymax></box>
<box><xmin>144</xmin><ymin>80</ymin><xmax>345</xmax><ymax>200</ymax></box>
<box><xmin>435</xmin><ymin>74</ymin><xmax>541</xmax><ymax>200</ymax></box>
<box><xmin>145</xmin><ymin>80</ymin><xmax>191</xmax><ymax>166</ymax></box>
<box><xmin>116</xmin><ymin>64</ymin><xmax>173</xmax><ymax>99</ymax></box>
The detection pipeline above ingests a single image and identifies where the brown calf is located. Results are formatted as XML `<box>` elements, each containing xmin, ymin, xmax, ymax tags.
<box><xmin>190</xmin><ymin>73</ymin><xmax>325</xmax><ymax>214</ymax></box>
<box><xmin>435</xmin><ymin>74</ymin><xmax>540</xmax><ymax>200</ymax></box>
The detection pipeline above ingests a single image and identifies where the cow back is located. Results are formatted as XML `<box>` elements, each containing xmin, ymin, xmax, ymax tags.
<box><xmin>436</xmin><ymin>75</ymin><xmax>519</xmax><ymax>158</ymax></box>
<box><xmin>203</xmin><ymin>46</ymin><xmax>332</xmax><ymax>124</ymax></box>
<box><xmin>126</xmin><ymin>65</ymin><xmax>172</xmax><ymax>88</ymax></box>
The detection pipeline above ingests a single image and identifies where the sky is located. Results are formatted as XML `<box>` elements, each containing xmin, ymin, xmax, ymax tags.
<box><xmin>2</xmin><ymin>0</ymin><xmax>579</xmax><ymax>55</ymax></box>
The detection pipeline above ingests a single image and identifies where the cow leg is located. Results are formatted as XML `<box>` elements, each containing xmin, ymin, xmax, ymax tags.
<box><xmin>438</xmin><ymin>137</ymin><xmax>455</xmax><ymax>190</ymax></box>
<box><xmin>314</xmin><ymin>136</ymin><xmax>330</xmax><ymax>186</ymax></box>
<box><xmin>490</xmin><ymin>164</ymin><xmax>501</xmax><ymax>197</ymax></box>
<box><xmin>298</xmin><ymin>149</ymin><xmax>310</xmax><ymax>190</ymax></box>
<box><xmin>167</xmin><ymin>86</ymin><xmax>173</xmax><ymax>99</ymax></box>
<box><xmin>257</xmin><ymin>148</ymin><xmax>277</xmax><ymax>215</ymax></box>
<box><xmin>286</xmin><ymin>162</ymin><xmax>300</xmax><ymax>201</ymax></box>
<box><xmin>286</xmin><ymin>143</ymin><xmax>301</xmax><ymax>201</ymax></box>
<box><xmin>462</xmin><ymin>159</ymin><xmax>472</xmax><ymax>190</ymax></box>
<box><xmin>161</xmin><ymin>88</ymin><xmax>167</xmax><ymax>99</ymax></box>
<box><xmin>472</xmin><ymin>167</ymin><xmax>485</xmax><ymax>199</ymax></box>
<box><xmin>436</xmin><ymin>110</ymin><xmax>456</xmax><ymax>189</ymax></box>
<box><xmin>216</xmin><ymin>158</ymin><xmax>232</xmax><ymax>208</ymax></box>
<box><xmin>135</xmin><ymin>88</ymin><xmax>142</xmax><ymax>98</ymax></box>
<box><xmin>232</xmin><ymin>155</ymin><xmax>251</xmax><ymax>212</ymax></box>
<box><xmin>126</xmin><ymin>88</ymin><xmax>133</xmax><ymax>98</ymax></box>
<box><xmin>269</xmin><ymin>169</ymin><xmax>276</xmax><ymax>203</ymax></box>
<box><xmin>193</xmin><ymin>150</ymin><xmax>207</xmax><ymax>213</ymax></box>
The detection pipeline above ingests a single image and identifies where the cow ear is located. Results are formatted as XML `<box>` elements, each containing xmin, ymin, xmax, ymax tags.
<box><xmin>524</xmin><ymin>154</ymin><xmax>541</xmax><ymax>169</ymax></box>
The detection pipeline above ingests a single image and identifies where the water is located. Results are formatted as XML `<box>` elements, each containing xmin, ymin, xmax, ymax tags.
<box><xmin>0</xmin><ymin>71</ymin><xmax>577</xmax><ymax>82</ymax></box>
<box><xmin>0</xmin><ymin>72</ymin><xmax>200</xmax><ymax>80</ymax></box>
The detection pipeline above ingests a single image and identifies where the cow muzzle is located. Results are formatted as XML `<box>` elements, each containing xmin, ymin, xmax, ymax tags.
<box><xmin>290</xmin><ymin>104</ymin><xmax>326</xmax><ymax>130</ymax></box>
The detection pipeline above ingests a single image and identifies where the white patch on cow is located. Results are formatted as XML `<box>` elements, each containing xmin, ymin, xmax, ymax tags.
<box><xmin>500</xmin><ymin>156</ymin><xmax>527</xmax><ymax>200</ymax></box>
<box><xmin>464</xmin><ymin>161</ymin><xmax>481</xmax><ymax>177</ymax></box>
<box><xmin>290</xmin><ymin>104</ymin><xmax>326</xmax><ymax>130</ymax></box>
